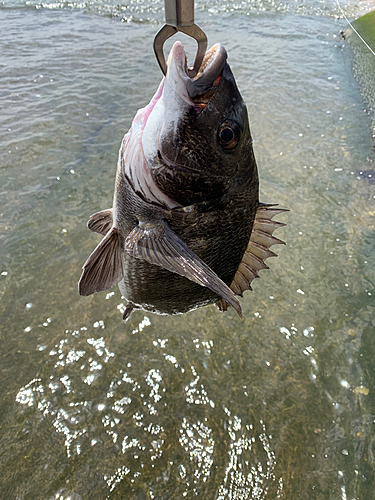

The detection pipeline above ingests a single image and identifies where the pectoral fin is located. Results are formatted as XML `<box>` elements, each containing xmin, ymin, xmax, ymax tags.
<box><xmin>125</xmin><ymin>220</ymin><xmax>242</xmax><ymax>318</ymax></box>
<box><xmin>79</xmin><ymin>227</ymin><xmax>124</xmax><ymax>296</ymax></box>
<box><xmin>87</xmin><ymin>209</ymin><xmax>113</xmax><ymax>235</ymax></box>
<box><xmin>217</xmin><ymin>204</ymin><xmax>288</xmax><ymax>312</ymax></box>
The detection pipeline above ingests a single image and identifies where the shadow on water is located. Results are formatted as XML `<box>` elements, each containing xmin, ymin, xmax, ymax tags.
<box><xmin>1</xmin><ymin>0</ymin><xmax>375</xmax><ymax>498</ymax></box>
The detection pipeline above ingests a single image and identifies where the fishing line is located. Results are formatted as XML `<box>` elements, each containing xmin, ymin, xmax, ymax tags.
<box><xmin>334</xmin><ymin>0</ymin><xmax>375</xmax><ymax>57</ymax></box>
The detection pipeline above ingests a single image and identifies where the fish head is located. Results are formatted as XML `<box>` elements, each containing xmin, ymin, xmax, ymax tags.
<box><xmin>141</xmin><ymin>41</ymin><xmax>257</xmax><ymax>207</ymax></box>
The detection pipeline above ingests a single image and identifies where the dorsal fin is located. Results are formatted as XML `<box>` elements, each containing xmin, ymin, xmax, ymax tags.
<box><xmin>216</xmin><ymin>204</ymin><xmax>288</xmax><ymax>312</ymax></box>
<box><xmin>87</xmin><ymin>209</ymin><xmax>113</xmax><ymax>235</ymax></box>
<box><xmin>78</xmin><ymin>227</ymin><xmax>124</xmax><ymax>296</ymax></box>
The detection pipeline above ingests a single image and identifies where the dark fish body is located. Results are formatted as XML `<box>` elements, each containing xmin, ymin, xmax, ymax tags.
<box><xmin>116</xmin><ymin>171</ymin><xmax>256</xmax><ymax>315</ymax></box>
<box><xmin>79</xmin><ymin>42</ymin><xmax>285</xmax><ymax>319</ymax></box>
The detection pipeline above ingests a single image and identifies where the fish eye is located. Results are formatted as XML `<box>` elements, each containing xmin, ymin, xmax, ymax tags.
<box><xmin>217</xmin><ymin>120</ymin><xmax>241</xmax><ymax>149</ymax></box>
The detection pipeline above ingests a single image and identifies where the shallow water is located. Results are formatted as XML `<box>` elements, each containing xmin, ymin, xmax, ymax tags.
<box><xmin>1</xmin><ymin>0</ymin><xmax>375</xmax><ymax>498</ymax></box>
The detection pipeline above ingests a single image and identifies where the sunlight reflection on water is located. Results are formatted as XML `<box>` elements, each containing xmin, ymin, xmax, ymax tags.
<box><xmin>16</xmin><ymin>316</ymin><xmax>286</xmax><ymax>499</ymax></box>
<box><xmin>1</xmin><ymin>0</ymin><xmax>375</xmax><ymax>497</ymax></box>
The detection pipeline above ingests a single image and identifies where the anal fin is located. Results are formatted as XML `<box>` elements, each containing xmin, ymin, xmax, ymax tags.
<box><xmin>79</xmin><ymin>226</ymin><xmax>124</xmax><ymax>296</ymax></box>
<box><xmin>216</xmin><ymin>203</ymin><xmax>288</xmax><ymax>312</ymax></box>
<box><xmin>87</xmin><ymin>209</ymin><xmax>113</xmax><ymax>235</ymax></box>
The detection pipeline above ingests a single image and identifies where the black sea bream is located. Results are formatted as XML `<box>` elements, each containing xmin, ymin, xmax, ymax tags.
<box><xmin>78</xmin><ymin>42</ymin><xmax>286</xmax><ymax>320</ymax></box>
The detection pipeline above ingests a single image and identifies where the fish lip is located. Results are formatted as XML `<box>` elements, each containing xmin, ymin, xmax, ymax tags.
<box><xmin>186</xmin><ymin>43</ymin><xmax>228</xmax><ymax>99</ymax></box>
<box><xmin>164</xmin><ymin>42</ymin><xmax>192</xmax><ymax>106</ymax></box>
<box><xmin>165</xmin><ymin>42</ymin><xmax>228</xmax><ymax>100</ymax></box>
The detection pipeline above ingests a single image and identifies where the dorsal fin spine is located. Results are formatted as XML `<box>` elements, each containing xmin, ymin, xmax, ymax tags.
<box><xmin>216</xmin><ymin>203</ymin><xmax>288</xmax><ymax>313</ymax></box>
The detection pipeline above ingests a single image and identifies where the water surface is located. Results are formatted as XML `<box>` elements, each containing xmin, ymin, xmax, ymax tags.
<box><xmin>1</xmin><ymin>0</ymin><xmax>375</xmax><ymax>498</ymax></box>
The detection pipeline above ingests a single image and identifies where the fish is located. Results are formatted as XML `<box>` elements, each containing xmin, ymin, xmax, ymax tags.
<box><xmin>78</xmin><ymin>41</ymin><xmax>286</xmax><ymax>320</ymax></box>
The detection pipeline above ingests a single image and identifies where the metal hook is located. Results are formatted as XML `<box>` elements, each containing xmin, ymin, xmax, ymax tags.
<box><xmin>153</xmin><ymin>0</ymin><xmax>208</xmax><ymax>78</ymax></box>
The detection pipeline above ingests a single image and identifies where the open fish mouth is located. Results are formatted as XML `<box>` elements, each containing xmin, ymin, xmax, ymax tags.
<box><xmin>164</xmin><ymin>41</ymin><xmax>228</xmax><ymax>109</ymax></box>
<box><xmin>187</xmin><ymin>43</ymin><xmax>228</xmax><ymax>100</ymax></box>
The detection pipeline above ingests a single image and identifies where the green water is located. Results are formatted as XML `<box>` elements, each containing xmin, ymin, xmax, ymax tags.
<box><xmin>1</xmin><ymin>0</ymin><xmax>375</xmax><ymax>498</ymax></box>
<box><xmin>348</xmin><ymin>9</ymin><xmax>375</xmax><ymax>140</ymax></box>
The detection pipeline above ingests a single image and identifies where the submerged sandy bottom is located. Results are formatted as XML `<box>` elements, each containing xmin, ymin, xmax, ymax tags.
<box><xmin>1</xmin><ymin>1</ymin><xmax>375</xmax><ymax>498</ymax></box>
